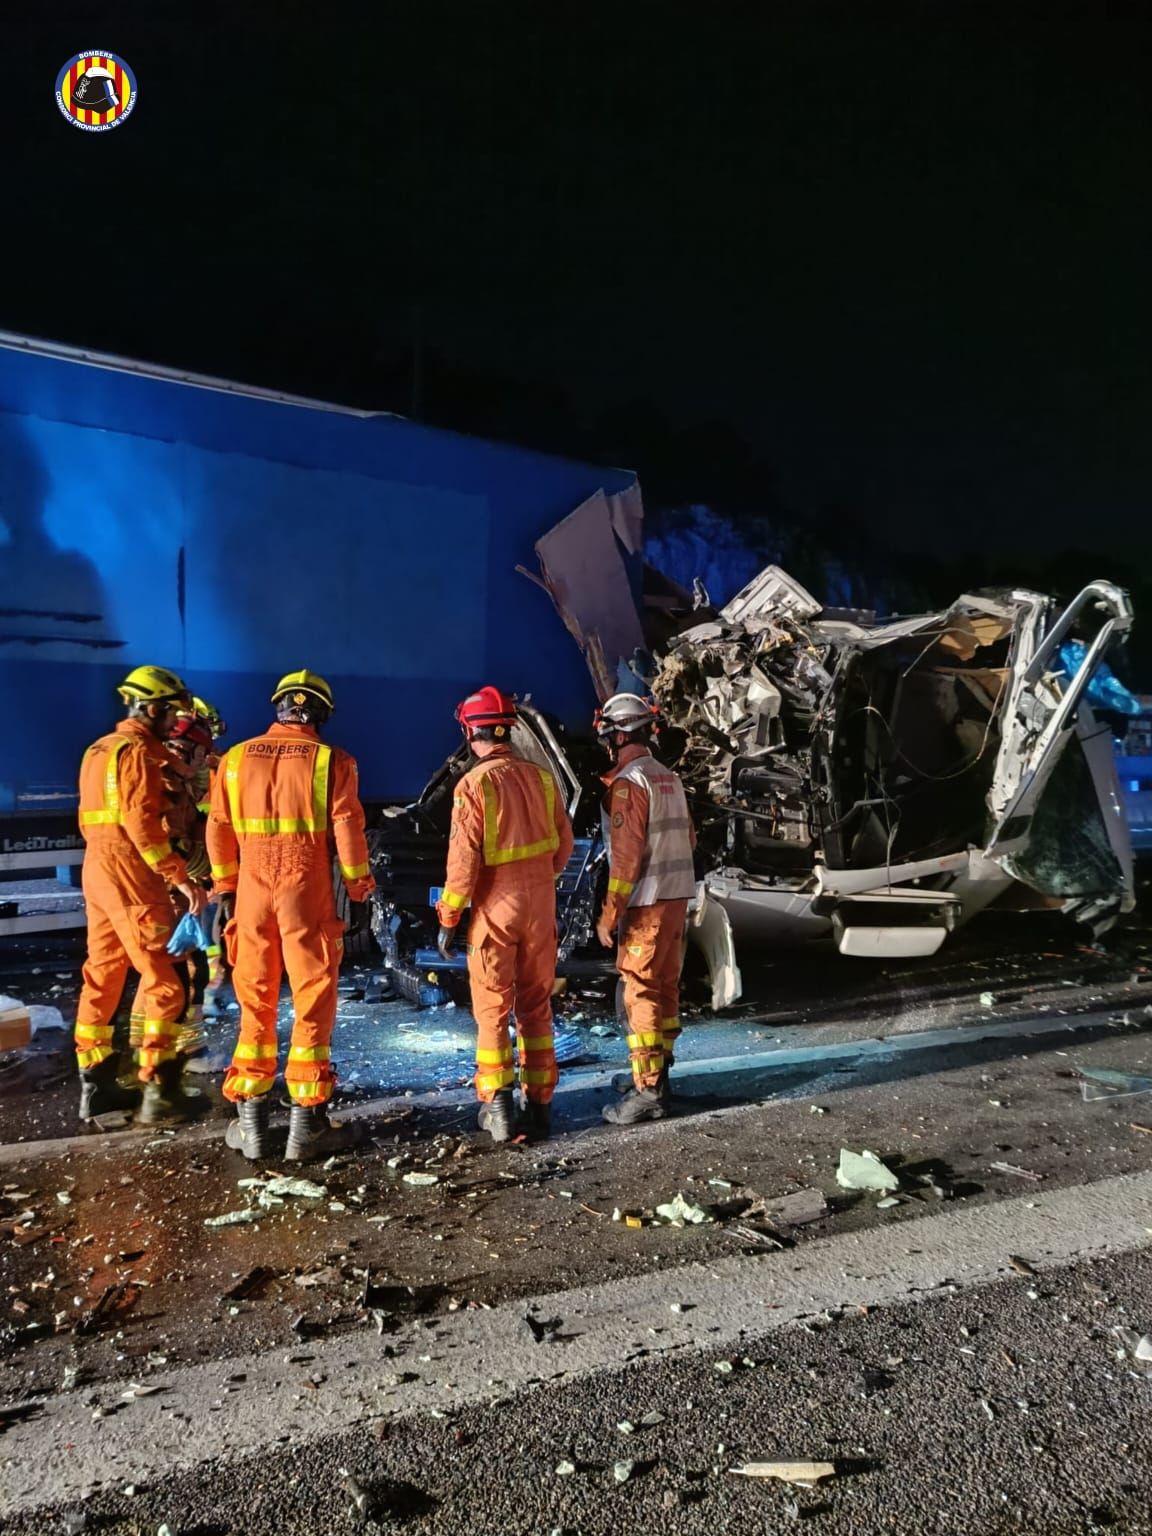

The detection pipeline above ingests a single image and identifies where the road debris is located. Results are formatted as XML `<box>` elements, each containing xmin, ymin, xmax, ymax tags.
<box><xmin>876</xmin><ymin>1196</ymin><xmax>901</xmax><ymax>1209</ymax></box>
<box><xmin>836</xmin><ymin>1148</ymin><xmax>899</xmax><ymax>1193</ymax></box>
<box><xmin>753</xmin><ymin>1187</ymin><xmax>829</xmax><ymax>1229</ymax></box>
<box><xmin>729</xmin><ymin>1460</ymin><xmax>836</xmax><ymax>1486</ymax></box>
<box><xmin>989</xmin><ymin>1162</ymin><xmax>1044</xmax><ymax>1182</ymax></box>
<box><xmin>555</xmin><ymin>1460</ymin><xmax>577</xmax><ymax>1477</ymax></box>
<box><xmin>525</xmin><ymin>1312</ymin><xmax>564</xmax><ymax>1344</ymax></box>
<box><xmin>613</xmin><ymin>1459</ymin><xmax>636</xmax><ymax>1484</ymax></box>
<box><xmin>222</xmin><ymin>1267</ymin><xmax>278</xmax><ymax>1301</ymax></box>
<box><xmin>1113</xmin><ymin>1327</ymin><xmax>1152</xmax><ymax>1371</ymax></box>
<box><xmin>75</xmin><ymin>1282</ymin><xmax>138</xmax><ymax>1336</ymax></box>
<box><xmin>655</xmin><ymin>1193</ymin><xmax>714</xmax><ymax>1226</ymax></box>
<box><xmin>1078</xmin><ymin>1067</ymin><xmax>1152</xmax><ymax>1101</ymax></box>
<box><xmin>204</xmin><ymin>1208</ymin><xmax>262</xmax><ymax>1228</ymax></box>
<box><xmin>402</xmin><ymin>1172</ymin><xmax>441</xmax><ymax>1187</ymax></box>
<box><xmin>341</xmin><ymin>1468</ymin><xmax>374</xmax><ymax>1523</ymax></box>
<box><xmin>239</xmin><ymin>1175</ymin><xmax>327</xmax><ymax>1201</ymax></box>
<box><xmin>1131</xmin><ymin>1122</ymin><xmax>1152</xmax><ymax>1136</ymax></box>
<box><xmin>1008</xmin><ymin>1255</ymin><xmax>1037</xmax><ymax>1277</ymax></box>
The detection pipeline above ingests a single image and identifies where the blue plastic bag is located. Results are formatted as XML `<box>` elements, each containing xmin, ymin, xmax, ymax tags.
<box><xmin>167</xmin><ymin>911</ymin><xmax>205</xmax><ymax>955</ymax></box>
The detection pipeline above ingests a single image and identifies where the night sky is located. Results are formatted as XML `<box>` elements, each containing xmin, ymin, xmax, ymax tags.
<box><xmin>9</xmin><ymin>5</ymin><xmax>1152</xmax><ymax>657</ymax></box>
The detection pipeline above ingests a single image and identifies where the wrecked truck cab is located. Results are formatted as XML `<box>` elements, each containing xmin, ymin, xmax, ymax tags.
<box><xmin>656</xmin><ymin>568</ymin><xmax>1136</xmax><ymax>958</ymax></box>
<box><xmin>523</xmin><ymin>491</ymin><xmax>1134</xmax><ymax>963</ymax></box>
<box><xmin>366</xmin><ymin>704</ymin><xmax>742</xmax><ymax>1010</ymax></box>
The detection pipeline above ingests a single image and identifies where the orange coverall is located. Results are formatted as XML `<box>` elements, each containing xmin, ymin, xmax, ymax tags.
<box><xmin>207</xmin><ymin>723</ymin><xmax>374</xmax><ymax>1107</ymax></box>
<box><xmin>435</xmin><ymin>748</ymin><xmax>574</xmax><ymax>1104</ymax></box>
<box><xmin>75</xmin><ymin>719</ymin><xmax>192</xmax><ymax>1081</ymax></box>
<box><xmin>601</xmin><ymin>744</ymin><xmax>697</xmax><ymax>1089</ymax></box>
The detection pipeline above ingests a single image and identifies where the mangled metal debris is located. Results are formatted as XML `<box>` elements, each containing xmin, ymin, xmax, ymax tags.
<box><xmin>522</xmin><ymin>497</ymin><xmax>1136</xmax><ymax>967</ymax></box>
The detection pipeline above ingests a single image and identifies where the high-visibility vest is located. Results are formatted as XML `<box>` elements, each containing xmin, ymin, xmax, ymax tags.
<box><xmin>602</xmin><ymin>754</ymin><xmax>695</xmax><ymax>906</ymax></box>
<box><xmin>221</xmin><ymin>740</ymin><xmax>332</xmax><ymax>836</ymax></box>
<box><xmin>78</xmin><ymin>735</ymin><xmax>171</xmax><ymax>869</ymax></box>
<box><xmin>472</xmin><ymin>758</ymin><xmax>560</xmax><ymax>866</ymax></box>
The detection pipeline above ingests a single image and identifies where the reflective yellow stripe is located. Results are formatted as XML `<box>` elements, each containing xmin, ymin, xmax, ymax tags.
<box><xmin>224</xmin><ymin>744</ymin><xmax>243</xmax><ymax>827</ymax></box>
<box><xmin>205</xmin><ymin>944</ymin><xmax>221</xmax><ymax>958</ymax></box>
<box><xmin>627</xmin><ymin>1032</ymin><xmax>664</xmax><ymax>1050</ymax></box>
<box><xmin>287</xmin><ymin>1079</ymin><xmax>331</xmax><ymax>1101</ymax></box>
<box><xmin>74</xmin><ymin>1022</ymin><xmax>114</xmax><ymax>1041</ymax></box>
<box><xmin>341</xmin><ymin>861</ymin><xmax>369</xmax><ymax>880</ymax></box>
<box><xmin>441</xmin><ymin>888</ymin><xmax>468</xmax><ymax>910</ymax></box>
<box><xmin>288</xmin><ymin>1044</ymin><xmax>330</xmax><ymax>1062</ymax></box>
<box><xmin>520</xmin><ymin>1068</ymin><xmax>556</xmax><ymax>1086</ymax></box>
<box><xmin>140</xmin><ymin>842</ymin><xmax>171</xmax><ymax>868</ymax></box>
<box><xmin>476</xmin><ymin>1068</ymin><xmax>515</xmax><ymax>1091</ymax></box>
<box><xmin>476</xmin><ymin>1046</ymin><xmax>514</xmax><ymax>1066</ymax></box>
<box><xmin>661</xmin><ymin>1017</ymin><xmax>680</xmax><ymax>1029</ymax></box>
<box><xmin>234</xmin><ymin>1041</ymin><xmax>277</xmax><ymax>1060</ymax></box>
<box><xmin>608</xmin><ymin>877</ymin><xmax>635</xmax><ymax>896</ymax></box>
<box><xmin>312</xmin><ymin>745</ymin><xmax>331</xmax><ymax>833</ymax></box>
<box><xmin>211</xmin><ymin>861</ymin><xmax>239</xmax><ymax>879</ymax></box>
<box><xmin>77</xmin><ymin>1045</ymin><xmax>114</xmax><ymax>1068</ymax></box>
<box><xmin>231</xmin><ymin>1074</ymin><xmax>276</xmax><ymax>1095</ymax></box>
<box><xmin>196</xmin><ymin>800</ymin><xmax>211</xmax><ymax>815</ymax></box>
<box><xmin>80</xmin><ymin>737</ymin><xmax>129</xmax><ymax>825</ymax></box>
<box><xmin>517</xmin><ymin>1035</ymin><xmax>554</xmax><ymax>1052</ymax></box>
<box><xmin>225</xmin><ymin>742</ymin><xmax>332</xmax><ymax>834</ymax></box>
<box><xmin>480</xmin><ymin>768</ymin><xmax>561</xmax><ymax>866</ymax></box>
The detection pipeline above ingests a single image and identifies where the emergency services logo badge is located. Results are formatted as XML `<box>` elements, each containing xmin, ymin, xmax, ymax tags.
<box><xmin>55</xmin><ymin>52</ymin><xmax>137</xmax><ymax>132</ymax></box>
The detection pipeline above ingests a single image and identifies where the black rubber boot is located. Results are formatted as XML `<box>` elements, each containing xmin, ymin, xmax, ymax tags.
<box><xmin>602</xmin><ymin>1086</ymin><xmax>665</xmax><ymax>1126</ymax></box>
<box><xmin>78</xmin><ymin>1056</ymin><xmax>139</xmax><ymax>1123</ymax></box>
<box><xmin>225</xmin><ymin>1097</ymin><xmax>271</xmax><ymax>1159</ymax></box>
<box><xmin>656</xmin><ymin>1065</ymin><xmax>673</xmax><ymax>1111</ymax></box>
<box><xmin>477</xmin><ymin>1088</ymin><xmax>516</xmax><ymax>1144</ymax></box>
<box><xmin>138</xmin><ymin>1056</ymin><xmax>200</xmax><ymax>1125</ymax></box>
<box><xmin>521</xmin><ymin>1098</ymin><xmax>552</xmax><ymax>1143</ymax></box>
<box><xmin>285</xmin><ymin>1104</ymin><xmax>359</xmax><ymax>1162</ymax></box>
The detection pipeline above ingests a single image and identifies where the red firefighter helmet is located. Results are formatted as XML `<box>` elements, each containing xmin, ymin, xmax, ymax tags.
<box><xmin>165</xmin><ymin>715</ymin><xmax>213</xmax><ymax>758</ymax></box>
<box><xmin>455</xmin><ymin>685</ymin><xmax>518</xmax><ymax>741</ymax></box>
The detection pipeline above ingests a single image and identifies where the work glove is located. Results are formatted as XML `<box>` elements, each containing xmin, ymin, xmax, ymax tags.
<box><xmin>215</xmin><ymin>891</ymin><xmax>235</xmax><ymax>922</ymax></box>
<box><xmin>437</xmin><ymin>924</ymin><xmax>458</xmax><ymax>960</ymax></box>
<box><xmin>347</xmin><ymin>900</ymin><xmax>371</xmax><ymax>936</ymax></box>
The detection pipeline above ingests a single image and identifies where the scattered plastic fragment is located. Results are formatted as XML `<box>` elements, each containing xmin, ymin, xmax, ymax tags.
<box><xmin>238</xmin><ymin>1175</ymin><xmax>327</xmax><ymax>1200</ymax></box>
<box><xmin>729</xmin><ymin>1461</ymin><xmax>836</xmax><ymax>1485</ymax></box>
<box><xmin>1113</xmin><ymin>1327</ymin><xmax>1152</xmax><ymax>1371</ymax></box>
<box><xmin>1078</xmin><ymin>1067</ymin><xmax>1152</xmax><ymax>1102</ymax></box>
<box><xmin>1007</xmin><ymin>1255</ymin><xmax>1037</xmax><ymax>1277</ymax></box>
<box><xmin>640</xmin><ymin>1410</ymin><xmax>665</xmax><ymax>1427</ymax></box>
<box><xmin>989</xmin><ymin>1162</ymin><xmax>1044</xmax><ymax>1182</ymax></box>
<box><xmin>876</xmin><ymin>1196</ymin><xmax>900</xmax><ymax>1209</ymax></box>
<box><xmin>655</xmin><ymin>1193</ymin><xmax>713</xmax><ymax>1226</ymax></box>
<box><xmin>204</xmin><ymin>1209</ymin><xmax>262</xmax><ymax>1228</ymax></box>
<box><xmin>836</xmin><ymin>1149</ymin><xmax>899</xmax><ymax>1193</ymax></box>
<box><xmin>980</xmin><ymin>992</ymin><xmax>995</xmax><ymax>1007</ymax></box>
<box><xmin>402</xmin><ymin>1172</ymin><xmax>441</xmax><ymax>1187</ymax></box>
<box><xmin>555</xmin><ymin>1460</ymin><xmax>577</xmax><ymax>1477</ymax></box>
<box><xmin>613</xmin><ymin>1459</ymin><xmax>635</xmax><ymax>1484</ymax></box>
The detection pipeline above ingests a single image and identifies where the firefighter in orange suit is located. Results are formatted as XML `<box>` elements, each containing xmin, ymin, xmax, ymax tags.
<box><xmin>207</xmin><ymin>670</ymin><xmax>375</xmax><ymax>1162</ymax></box>
<box><xmin>75</xmin><ymin>666</ymin><xmax>208</xmax><ymax>1126</ymax></box>
<box><xmin>435</xmin><ymin>687</ymin><xmax>574</xmax><ymax>1143</ymax></box>
<box><xmin>594</xmin><ymin>693</ymin><xmax>697</xmax><ymax>1125</ymax></box>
